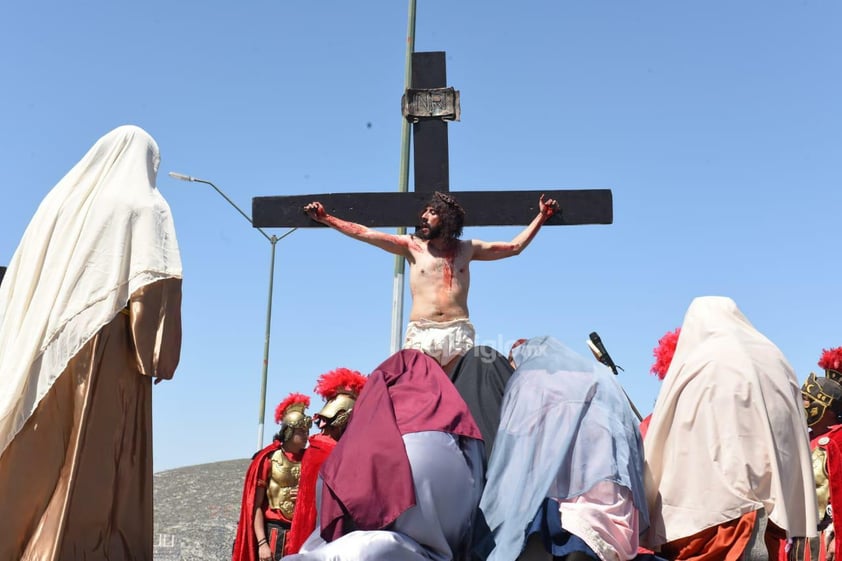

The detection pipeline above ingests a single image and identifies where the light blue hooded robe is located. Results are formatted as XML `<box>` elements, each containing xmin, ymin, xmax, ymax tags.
<box><xmin>477</xmin><ymin>336</ymin><xmax>648</xmax><ymax>561</ymax></box>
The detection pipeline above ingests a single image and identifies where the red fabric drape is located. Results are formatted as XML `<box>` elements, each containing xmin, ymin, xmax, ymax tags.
<box><xmin>232</xmin><ymin>441</ymin><xmax>281</xmax><ymax>561</ymax></box>
<box><xmin>823</xmin><ymin>426</ymin><xmax>842</xmax><ymax>559</ymax></box>
<box><xmin>659</xmin><ymin>511</ymin><xmax>756</xmax><ymax>561</ymax></box>
<box><xmin>286</xmin><ymin>434</ymin><xmax>336</xmax><ymax>554</ymax></box>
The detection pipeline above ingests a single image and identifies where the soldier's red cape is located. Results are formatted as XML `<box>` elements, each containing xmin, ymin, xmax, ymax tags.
<box><xmin>232</xmin><ymin>441</ymin><xmax>281</xmax><ymax>561</ymax></box>
<box><xmin>286</xmin><ymin>434</ymin><xmax>336</xmax><ymax>554</ymax></box>
<box><xmin>822</xmin><ymin>425</ymin><xmax>842</xmax><ymax>558</ymax></box>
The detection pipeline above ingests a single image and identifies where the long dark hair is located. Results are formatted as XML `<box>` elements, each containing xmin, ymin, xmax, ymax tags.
<box><xmin>422</xmin><ymin>191</ymin><xmax>465</xmax><ymax>240</ymax></box>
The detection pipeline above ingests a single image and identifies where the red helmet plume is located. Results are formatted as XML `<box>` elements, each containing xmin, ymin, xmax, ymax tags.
<box><xmin>650</xmin><ymin>328</ymin><xmax>681</xmax><ymax>381</ymax></box>
<box><xmin>274</xmin><ymin>392</ymin><xmax>311</xmax><ymax>425</ymax></box>
<box><xmin>315</xmin><ymin>368</ymin><xmax>367</xmax><ymax>401</ymax></box>
<box><xmin>819</xmin><ymin>347</ymin><xmax>842</xmax><ymax>375</ymax></box>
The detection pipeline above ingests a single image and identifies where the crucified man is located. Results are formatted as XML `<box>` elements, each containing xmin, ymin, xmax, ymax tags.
<box><xmin>304</xmin><ymin>191</ymin><xmax>559</xmax><ymax>373</ymax></box>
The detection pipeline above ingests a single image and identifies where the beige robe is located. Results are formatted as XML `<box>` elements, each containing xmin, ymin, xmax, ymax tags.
<box><xmin>0</xmin><ymin>279</ymin><xmax>181</xmax><ymax>561</ymax></box>
<box><xmin>642</xmin><ymin>296</ymin><xmax>816</xmax><ymax>549</ymax></box>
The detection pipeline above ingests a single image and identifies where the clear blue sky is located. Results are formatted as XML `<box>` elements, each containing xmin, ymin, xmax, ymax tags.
<box><xmin>2</xmin><ymin>2</ymin><xmax>839</xmax><ymax>472</ymax></box>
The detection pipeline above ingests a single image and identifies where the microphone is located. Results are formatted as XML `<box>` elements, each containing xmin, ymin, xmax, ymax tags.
<box><xmin>587</xmin><ymin>331</ymin><xmax>619</xmax><ymax>375</ymax></box>
<box><xmin>587</xmin><ymin>331</ymin><xmax>640</xmax><ymax>419</ymax></box>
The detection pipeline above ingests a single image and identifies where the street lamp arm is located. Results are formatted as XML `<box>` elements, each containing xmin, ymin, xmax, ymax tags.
<box><xmin>168</xmin><ymin>171</ymin><xmax>273</xmax><ymax>242</ymax></box>
<box><xmin>276</xmin><ymin>228</ymin><xmax>297</xmax><ymax>242</ymax></box>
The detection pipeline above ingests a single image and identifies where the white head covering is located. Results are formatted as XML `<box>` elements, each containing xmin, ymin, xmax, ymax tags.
<box><xmin>642</xmin><ymin>296</ymin><xmax>817</xmax><ymax>546</ymax></box>
<box><xmin>0</xmin><ymin>125</ymin><xmax>182</xmax><ymax>456</ymax></box>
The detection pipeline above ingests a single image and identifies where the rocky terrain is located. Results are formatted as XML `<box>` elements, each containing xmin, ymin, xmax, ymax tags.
<box><xmin>153</xmin><ymin>458</ymin><xmax>249</xmax><ymax>561</ymax></box>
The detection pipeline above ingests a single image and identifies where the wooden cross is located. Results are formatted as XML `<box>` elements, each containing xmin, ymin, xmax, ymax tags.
<box><xmin>252</xmin><ymin>51</ymin><xmax>612</xmax><ymax>231</ymax></box>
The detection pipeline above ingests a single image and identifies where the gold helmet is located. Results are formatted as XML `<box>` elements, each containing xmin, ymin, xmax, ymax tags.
<box><xmin>274</xmin><ymin>392</ymin><xmax>312</xmax><ymax>442</ymax></box>
<box><xmin>803</xmin><ymin>347</ymin><xmax>842</xmax><ymax>427</ymax></box>
<box><xmin>802</xmin><ymin>373</ymin><xmax>842</xmax><ymax>427</ymax></box>
<box><xmin>314</xmin><ymin>368</ymin><xmax>367</xmax><ymax>431</ymax></box>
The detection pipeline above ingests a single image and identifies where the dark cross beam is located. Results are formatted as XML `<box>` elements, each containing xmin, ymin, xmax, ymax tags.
<box><xmin>252</xmin><ymin>51</ymin><xmax>612</xmax><ymax>229</ymax></box>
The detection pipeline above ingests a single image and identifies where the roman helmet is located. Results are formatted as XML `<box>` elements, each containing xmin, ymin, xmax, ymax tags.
<box><xmin>802</xmin><ymin>347</ymin><xmax>842</xmax><ymax>427</ymax></box>
<box><xmin>273</xmin><ymin>392</ymin><xmax>312</xmax><ymax>442</ymax></box>
<box><xmin>313</xmin><ymin>368</ymin><xmax>367</xmax><ymax>434</ymax></box>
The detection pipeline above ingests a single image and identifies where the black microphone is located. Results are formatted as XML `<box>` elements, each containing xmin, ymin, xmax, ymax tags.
<box><xmin>588</xmin><ymin>331</ymin><xmax>618</xmax><ymax>375</ymax></box>
<box><xmin>588</xmin><ymin>332</ymin><xmax>640</xmax><ymax>419</ymax></box>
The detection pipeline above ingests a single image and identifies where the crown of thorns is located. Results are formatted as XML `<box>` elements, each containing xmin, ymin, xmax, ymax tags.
<box><xmin>433</xmin><ymin>191</ymin><xmax>465</xmax><ymax>215</ymax></box>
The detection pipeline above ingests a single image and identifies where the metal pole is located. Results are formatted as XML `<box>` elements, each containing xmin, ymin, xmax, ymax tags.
<box><xmin>254</xmin><ymin>227</ymin><xmax>296</xmax><ymax>448</ymax></box>
<box><xmin>257</xmin><ymin>236</ymin><xmax>278</xmax><ymax>448</ymax></box>
<box><xmin>624</xmin><ymin>391</ymin><xmax>644</xmax><ymax>422</ymax></box>
<box><xmin>390</xmin><ymin>0</ymin><xmax>417</xmax><ymax>354</ymax></box>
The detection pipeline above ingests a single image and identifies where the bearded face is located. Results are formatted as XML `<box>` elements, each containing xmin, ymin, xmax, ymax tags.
<box><xmin>414</xmin><ymin>220</ymin><xmax>442</xmax><ymax>240</ymax></box>
<box><xmin>415</xmin><ymin>207</ymin><xmax>443</xmax><ymax>240</ymax></box>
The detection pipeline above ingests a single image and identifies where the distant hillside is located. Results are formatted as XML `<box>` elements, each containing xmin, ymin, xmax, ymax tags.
<box><xmin>154</xmin><ymin>458</ymin><xmax>249</xmax><ymax>561</ymax></box>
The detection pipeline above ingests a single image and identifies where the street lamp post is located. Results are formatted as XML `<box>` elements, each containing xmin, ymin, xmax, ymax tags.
<box><xmin>169</xmin><ymin>172</ymin><xmax>296</xmax><ymax>450</ymax></box>
<box><xmin>390</xmin><ymin>0</ymin><xmax>418</xmax><ymax>354</ymax></box>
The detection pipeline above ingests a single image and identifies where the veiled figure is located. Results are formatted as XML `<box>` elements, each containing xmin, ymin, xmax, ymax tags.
<box><xmin>286</xmin><ymin>350</ymin><xmax>484</xmax><ymax>561</ymax></box>
<box><xmin>477</xmin><ymin>336</ymin><xmax>649</xmax><ymax>561</ymax></box>
<box><xmin>642</xmin><ymin>296</ymin><xmax>816</xmax><ymax>559</ymax></box>
<box><xmin>0</xmin><ymin>125</ymin><xmax>182</xmax><ymax>561</ymax></box>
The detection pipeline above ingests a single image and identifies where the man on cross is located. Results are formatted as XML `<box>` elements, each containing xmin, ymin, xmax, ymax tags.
<box><xmin>304</xmin><ymin>191</ymin><xmax>559</xmax><ymax>372</ymax></box>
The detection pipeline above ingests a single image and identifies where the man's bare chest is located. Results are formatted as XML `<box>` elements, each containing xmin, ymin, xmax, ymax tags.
<box><xmin>412</xmin><ymin>249</ymin><xmax>470</xmax><ymax>284</ymax></box>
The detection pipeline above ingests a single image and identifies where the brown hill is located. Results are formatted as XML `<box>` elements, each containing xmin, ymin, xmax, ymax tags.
<box><xmin>154</xmin><ymin>458</ymin><xmax>249</xmax><ymax>561</ymax></box>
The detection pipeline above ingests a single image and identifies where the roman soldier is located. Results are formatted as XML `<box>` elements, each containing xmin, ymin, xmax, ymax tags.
<box><xmin>286</xmin><ymin>368</ymin><xmax>367</xmax><ymax>554</ymax></box>
<box><xmin>233</xmin><ymin>393</ymin><xmax>312</xmax><ymax>561</ymax></box>
<box><xmin>794</xmin><ymin>347</ymin><xmax>842</xmax><ymax>560</ymax></box>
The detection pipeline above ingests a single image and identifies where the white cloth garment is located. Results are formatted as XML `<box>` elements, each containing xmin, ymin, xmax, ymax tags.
<box><xmin>642</xmin><ymin>296</ymin><xmax>817</xmax><ymax>547</ymax></box>
<box><xmin>291</xmin><ymin>431</ymin><xmax>484</xmax><ymax>561</ymax></box>
<box><xmin>404</xmin><ymin>318</ymin><xmax>476</xmax><ymax>366</ymax></box>
<box><xmin>0</xmin><ymin>125</ymin><xmax>182</xmax><ymax>455</ymax></box>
